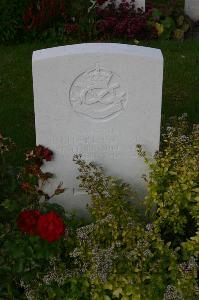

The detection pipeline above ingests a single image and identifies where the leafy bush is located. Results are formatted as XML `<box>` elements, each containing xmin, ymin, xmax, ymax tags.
<box><xmin>148</xmin><ymin>0</ymin><xmax>191</xmax><ymax>40</ymax></box>
<box><xmin>0</xmin><ymin>115</ymin><xmax>198</xmax><ymax>299</ymax></box>
<box><xmin>0</xmin><ymin>142</ymin><xmax>83</xmax><ymax>298</ymax></box>
<box><xmin>0</xmin><ymin>0</ymin><xmax>27</xmax><ymax>42</ymax></box>
<box><xmin>23</xmin><ymin>0</ymin><xmax>68</xmax><ymax>41</ymax></box>
<box><xmin>0</xmin><ymin>134</ymin><xmax>17</xmax><ymax>202</ymax></box>
<box><xmin>0</xmin><ymin>0</ymin><xmax>192</xmax><ymax>43</ymax></box>
<box><xmin>138</xmin><ymin>114</ymin><xmax>199</xmax><ymax>255</ymax></box>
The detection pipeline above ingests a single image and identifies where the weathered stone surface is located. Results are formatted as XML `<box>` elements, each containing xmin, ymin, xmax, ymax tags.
<box><xmin>185</xmin><ymin>0</ymin><xmax>199</xmax><ymax>22</ymax></box>
<box><xmin>33</xmin><ymin>43</ymin><xmax>163</xmax><ymax>215</ymax></box>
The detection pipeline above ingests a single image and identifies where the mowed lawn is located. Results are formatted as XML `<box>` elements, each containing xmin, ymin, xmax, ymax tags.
<box><xmin>0</xmin><ymin>39</ymin><xmax>199</xmax><ymax>165</ymax></box>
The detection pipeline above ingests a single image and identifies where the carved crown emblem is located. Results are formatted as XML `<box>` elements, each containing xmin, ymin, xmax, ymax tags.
<box><xmin>69</xmin><ymin>63</ymin><xmax>127</xmax><ymax>120</ymax></box>
<box><xmin>82</xmin><ymin>64</ymin><xmax>113</xmax><ymax>89</ymax></box>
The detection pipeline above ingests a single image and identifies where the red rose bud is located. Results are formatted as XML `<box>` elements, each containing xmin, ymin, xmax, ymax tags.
<box><xmin>37</xmin><ymin>211</ymin><xmax>65</xmax><ymax>243</ymax></box>
<box><xmin>17</xmin><ymin>210</ymin><xmax>41</xmax><ymax>235</ymax></box>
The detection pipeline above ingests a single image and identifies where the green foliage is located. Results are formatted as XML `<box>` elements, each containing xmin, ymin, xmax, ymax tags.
<box><xmin>173</xmin><ymin>14</ymin><xmax>191</xmax><ymax>40</ymax></box>
<box><xmin>0</xmin><ymin>0</ymin><xmax>27</xmax><ymax>43</ymax></box>
<box><xmin>149</xmin><ymin>9</ymin><xmax>175</xmax><ymax>39</ymax></box>
<box><xmin>148</xmin><ymin>1</ymin><xmax>191</xmax><ymax>40</ymax></box>
<box><xmin>0</xmin><ymin>116</ymin><xmax>198</xmax><ymax>299</ymax></box>
<box><xmin>0</xmin><ymin>139</ymin><xmax>81</xmax><ymax>299</ymax></box>
<box><xmin>138</xmin><ymin>114</ymin><xmax>199</xmax><ymax>256</ymax></box>
<box><xmin>0</xmin><ymin>0</ymin><xmax>97</xmax><ymax>44</ymax></box>
<box><xmin>73</xmin><ymin>141</ymin><xmax>199</xmax><ymax>299</ymax></box>
<box><xmin>0</xmin><ymin>134</ymin><xmax>23</xmax><ymax>222</ymax></box>
<box><xmin>73</xmin><ymin>154</ymin><xmax>138</xmax><ymax>220</ymax></box>
<box><xmin>0</xmin><ymin>0</ymin><xmax>193</xmax><ymax>44</ymax></box>
<box><xmin>68</xmin><ymin>0</ymin><xmax>97</xmax><ymax>40</ymax></box>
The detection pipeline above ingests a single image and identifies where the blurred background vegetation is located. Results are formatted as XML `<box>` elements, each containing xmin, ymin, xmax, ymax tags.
<box><xmin>0</xmin><ymin>0</ymin><xmax>198</xmax><ymax>166</ymax></box>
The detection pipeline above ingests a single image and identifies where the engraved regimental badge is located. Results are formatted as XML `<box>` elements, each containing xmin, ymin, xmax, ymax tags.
<box><xmin>69</xmin><ymin>63</ymin><xmax>127</xmax><ymax>120</ymax></box>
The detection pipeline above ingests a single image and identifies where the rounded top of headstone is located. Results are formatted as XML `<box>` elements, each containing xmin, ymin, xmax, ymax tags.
<box><xmin>32</xmin><ymin>43</ymin><xmax>163</xmax><ymax>62</ymax></box>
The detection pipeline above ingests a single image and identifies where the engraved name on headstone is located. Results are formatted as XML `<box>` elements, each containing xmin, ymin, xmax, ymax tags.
<box><xmin>33</xmin><ymin>43</ymin><xmax>163</xmax><ymax>215</ymax></box>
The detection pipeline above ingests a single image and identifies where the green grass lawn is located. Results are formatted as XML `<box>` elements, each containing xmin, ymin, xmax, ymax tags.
<box><xmin>0</xmin><ymin>39</ymin><xmax>199</xmax><ymax>165</ymax></box>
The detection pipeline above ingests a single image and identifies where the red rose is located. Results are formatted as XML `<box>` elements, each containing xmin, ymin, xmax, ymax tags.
<box><xmin>42</xmin><ymin>147</ymin><xmax>53</xmax><ymax>161</ymax></box>
<box><xmin>26</xmin><ymin>145</ymin><xmax>53</xmax><ymax>163</ymax></box>
<box><xmin>37</xmin><ymin>211</ymin><xmax>65</xmax><ymax>242</ymax></box>
<box><xmin>17</xmin><ymin>210</ymin><xmax>41</xmax><ymax>235</ymax></box>
<box><xmin>35</xmin><ymin>145</ymin><xmax>53</xmax><ymax>161</ymax></box>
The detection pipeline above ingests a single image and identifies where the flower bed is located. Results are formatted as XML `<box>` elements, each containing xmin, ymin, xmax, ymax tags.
<box><xmin>0</xmin><ymin>115</ymin><xmax>198</xmax><ymax>299</ymax></box>
<box><xmin>0</xmin><ymin>0</ymin><xmax>192</xmax><ymax>43</ymax></box>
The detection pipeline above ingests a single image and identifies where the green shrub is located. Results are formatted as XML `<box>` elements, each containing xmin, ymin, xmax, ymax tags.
<box><xmin>148</xmin><ymin>0</ymin><xmax>191</xmax><ymax>40</ymax></box>
<box><xmin>0</xmin><ymin>0</ymin><xmax>27</xmax><ymax>42</ymax></box>
<box><xmin>0</xmin><ymin>115</ymin><xmax>198</xmax><ymax>299</ymax></box>
<box><xmin>138</xmin><ymin>114</ymin><xmax>199</xmax><ymax>256</ymax></box>
<box><xmin>0</xmin><ymin>0</ymin><xmax>192</xmax><ymax>44</ymax></box>
<box><xmin>72</xmin><ymin>119</ymin><xmax>199</xmax><ymax>298</ymax></box>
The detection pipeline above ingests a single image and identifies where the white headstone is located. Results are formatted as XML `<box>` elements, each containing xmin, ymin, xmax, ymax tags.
<box><xmin>117</xmin><ymin>0</ymin><xmax>145</xmax><ymax>10</ymax></box>
<box><xmin>33</xmin><ymin>43</ymin><xmax>163</xmax><ymax>215</ymax></box>
<box><xmin>99</xmin><ymin>0</ymin><xmax>145</xmax><ymax>11</ymax></box>
<box><xmin>185</xmin><ymin>0</ymin><xmax>199</xmax><ymax>22</ymax></box>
